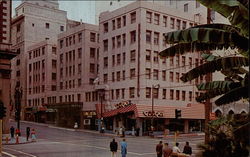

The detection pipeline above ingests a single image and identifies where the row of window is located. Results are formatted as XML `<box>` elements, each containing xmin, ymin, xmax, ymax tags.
<box><xmin>59</xmin><ymin>32</ymin><xmax>98</xmax><ymax>49</ymax></box>
<box><xmin>28</xmin><ymin>72</ymin><xmax>56</xmax><ymax>84</ymax></box>
<box><xmin>59</xmin><ymin>63</ymin><xmax>96</xmax><ymax>78</ymax></box>
<box><xmin>29</xmin><ymin>59</ymin><xmax>56</xmax><ymax>72</ymax></box>
<box><xmin>59</xmin><ymin>78</ymin><xmax>94</xmax><ymax>90</ymax></box>
<box><xmin>103</xmin><ymin>11</ymin><xmax>136</xmax><ymax>33</ymax></box>
<box><xmin>28</xmin><ymin>84</ymin><xmax>57</xmax><ymax>95</ymax></box>
<box><xmin>28</xmin><ymin>47</ymin><xmax>56</xmax><ymax>59</ymax></box>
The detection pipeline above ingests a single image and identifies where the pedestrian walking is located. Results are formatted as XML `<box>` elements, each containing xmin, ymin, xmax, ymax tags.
<box><xmin>26</xmin><ymin>127</ymin><xmax>30</xmax><ymax>141</ymax></box>
<box><xmin>110</xmin><ymin>138</ymin><xmax>118</xmax><ymax>157</ymax></box>
<box><xmin>31</xmin><ymin>128</ymin><xmax>36</xmax><ymax>141</ymax></box>
<box><xmin>10</xmin><ymin>126</ymin><xmax>15</xmax><ymax>139</ymax></box>
<box><xmin>156</xmin><ymin>141</ymin><xmax>163</xmax><ymax>157</ymax></box>
<box><xmin>120</xmin><ymin>138</ymin><xmax>127</xmax><ymax>157</ymax></box>
<box><xmin>163</xmin><ymin>143</ymin><xmax>173</xmax><ymax>157</ymax></box>
<box><xmin>172</xmin><ymin>142</ymin><xmax>181</xmax><ymax>153</ymax></box>
<box><xmin>183</xmin><ymin>141</ymin><xmax>192</xmax><ymax>156</ymax></box>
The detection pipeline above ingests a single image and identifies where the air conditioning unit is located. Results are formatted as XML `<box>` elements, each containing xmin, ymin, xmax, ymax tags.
<box><xmin>83</xmin><ymin>119</ymin><xmax>90</xmax><ymax>125</ymax></box>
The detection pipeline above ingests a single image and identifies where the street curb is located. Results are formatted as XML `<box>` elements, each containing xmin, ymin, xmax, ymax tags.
<box><xmin>2</xmin><ymin>141</ymin><xmax>35</xmax><ymax>145</ymax></box>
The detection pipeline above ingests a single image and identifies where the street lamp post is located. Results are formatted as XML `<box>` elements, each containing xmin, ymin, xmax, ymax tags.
<box><xmin>151</xmin><ymin>84</ymin><xmax>160</xmax><ymax>133</ymax></box>
<box><xmin>99</xmin><ymin>90</ymin><xmax>104</xmax><ymax>133</ymax></box>
<box><xmin>14</xmin><ymin>86</ymin><xmax>22</xmax><ymax>133</ymax></box>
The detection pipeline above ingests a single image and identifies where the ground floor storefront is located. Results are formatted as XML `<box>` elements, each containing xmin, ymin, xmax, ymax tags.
<box><xmin>100</xmin><ymin>103</ymin><xmax>205</xmax><ymax>136</ymax></box>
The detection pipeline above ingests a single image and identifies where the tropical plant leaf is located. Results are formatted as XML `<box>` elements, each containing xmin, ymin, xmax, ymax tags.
<box><xmin>215</xmin><ymin>86</ymin><xmax>249</xmax><ymax>105</ymax></box>
<box><xmin>180</xmin><ymin>56</ymin><xmax>249</xmax><ymax>82</ymax></box>
<box><xmin>196</xmin><ymin>89</ymin><xmax>228</xmax><ymax>103</ymax></box>
<box><xmin>201</xmin><ymin>53</ymin><xmax>219</xmax><ymax>61</ymax></box>
<box><xmin>197</xmin><ymin>0</ymin><xmax>249</xmax><ymax>37</ymax></box>
<box><xmin>196</xmin><ymin>81</ymin><xmax>241</xmax><ymax>91</ymax></box>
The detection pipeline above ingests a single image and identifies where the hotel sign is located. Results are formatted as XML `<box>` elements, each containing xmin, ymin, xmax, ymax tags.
<box><xmin>143</xmin><ymin>111</ymin><xmax>163</xmax><ymax>118</ymax></box>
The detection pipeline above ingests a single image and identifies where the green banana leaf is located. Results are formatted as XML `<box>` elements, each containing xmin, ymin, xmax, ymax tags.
<box><xmin>180</xmin><ymin>56</ymin><xmax>249</xmax><ymax>82</ymax></box>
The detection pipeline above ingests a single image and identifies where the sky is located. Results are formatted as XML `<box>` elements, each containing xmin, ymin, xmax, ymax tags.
<box><xmin>12</xmin><ymin>0</ymin><xmax>96</xmax><ymax>24</ymax></box>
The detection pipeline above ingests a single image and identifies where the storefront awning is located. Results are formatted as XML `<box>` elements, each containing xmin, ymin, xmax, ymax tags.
<box><xmin>100</xmin><ymin>103</ymin><xmax>205</xmax><ymax>119</ymax></box>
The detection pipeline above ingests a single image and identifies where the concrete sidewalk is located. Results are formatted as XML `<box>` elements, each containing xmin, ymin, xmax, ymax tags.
<box><xmin>2</xmin><ymin>135</ymin><xmax>35</xmax><ymax>145</ymax></box>
<box><xmin>20</xmin><ymin>120</ymin><xmax>205</xmax><ymax>139</ymax></box>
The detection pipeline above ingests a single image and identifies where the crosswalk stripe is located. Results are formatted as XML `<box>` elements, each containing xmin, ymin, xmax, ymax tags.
<box><xmin>2</xmin><ymin>151</ymin><xmax>17</xmax><ymax>157</ymax></box>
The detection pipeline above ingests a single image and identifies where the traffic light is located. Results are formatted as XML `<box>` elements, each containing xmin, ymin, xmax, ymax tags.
<box><xmin>0</xmin><ymin>103</ymin><xmax>7</xmax><ymax>119</ymax></box>
<box><xmin>175</xmin><ymin>109</ymin><xmax>181</xmax><ymax>119</ymax></box>
<box><xmin>15</xmin><ymin>111</ymin><xmax>20</xmax><ymax>121</ymax></box>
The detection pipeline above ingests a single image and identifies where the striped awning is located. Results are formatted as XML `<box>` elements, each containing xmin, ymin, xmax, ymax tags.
<box><xmin>99</xmin><ymin>103</ymin><xmax>205</xmax><ymax>119</ymax></box>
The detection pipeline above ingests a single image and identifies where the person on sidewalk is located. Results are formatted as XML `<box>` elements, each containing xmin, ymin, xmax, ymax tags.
<box><xmin>172</xmin><ymin>142</ymin><xmax>181</xmax><ymax>153</ymax></box>
<box><xmin>31</xmin><ymin>128</ymin><xmax>36</xmax><ymax>141</ymax></box>
<box><xmin>110</xmin><ymin>138</ymin><xmax>118</xmax><ymax>157</ymax></box>
<box><xmin>120</xmin><ymin>138</ymin><xmax>127</xmax><ymax>157</ymax></box>
<box><xmin>10</xmin><ymin>126</ymin><xmax>15</xmax><ymax>139</ymax></box>
<box><xmin>156</xmin><ymin>141</ymin><xmax>163</xmax><ymax>157</ymax></box>
<box><xmin>183</xmin><ymin>141</ymin><xmax>192</xmax><ymax>156</ymax></box>
<box><xmin>26</xmin><ymin>127</ymin><xmax>30</xmax><ymax>141</ymax></box>
<box><xmin>163</xmin><ymin>143</ymin><xmax>173</xmax><ymax>157</ymax></box>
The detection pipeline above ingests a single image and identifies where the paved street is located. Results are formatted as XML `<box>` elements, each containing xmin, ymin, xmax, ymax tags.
<box><xmin>2</xmin><ymin>122</ymin><xmax>204</xmax><ymax>157</ymax></box>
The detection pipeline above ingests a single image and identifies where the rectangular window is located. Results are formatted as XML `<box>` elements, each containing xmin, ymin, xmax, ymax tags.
<box><xmin>112</xmin><ymin>55</ymin><xmax>115</xmax><ymax>66</ymax></box>
<box><xmin>176</xmin><ymin>90</ymin><xmax>180</xmax><ymax>100</ymax></box>
<box><xmin>104</xmin><ymin>74</ymin><xmax>108</xmax><ymax>83</ymax></box>
<box><xmin>117</xmin><ymin>71</ymin><xmax>121</xmax><ymax>81</ymax></box>
<box><xmin>146</xmin><ymin>30</ymin><xmax>151</xmax><ymax>43</ymax></box>
<box><xmin>130</xmin><ymin>69</ymin><xmax>136</xmax><ymax>79</ymax></box>
<box><xmin>176</xmin><ymin>72</ymin><xmax>180</xmax><ymax>83</ymax></box>
<box><xmin>189</xmin><ymin>91</ymin><xmax>192</xmax><ymax>101</ymax></box>
<box><xmin>60</xmin><ymin>25</ymin><xmax>64</xmax><ymax>31</ymax></box>
<box><xmin>182</xmin><ymin>91</ymin><xmax>186</xmax><ymax>101</ymax></box>
<box><xmin>162</xmin><ymin>70</ymin><xmax>166</xmax><ymax>81</ymax></box>
<box><xmin>189</xmin><ymin>57</ymin><xmax>192</xmax><ymax>68</ymax></box>
<box><xmin>153</xmin><ymin>69</ymin><xmax>159</xmax><ymax>80</ymax></box>
<box><xmin>163</xmin><ymin>89</ymin><xmax>167</xmax><ymax>99</ymax></box>
<box><xmin>104</xmin><ymin>39</ymin><xmax>108</xmax><ymax>51</ymax></box>
<box><xmin>90</xmin><ymin>64</ymin><xmax>95</xmax><ymax>73</ymax></box>
<box><xmin>123</xmin><ymin>15</ymin><xmax>126</xmax><ymax>26</ymax></box>
<box><xmin>184</xmin><ymin>3</ymin><xmax>188</xmax><ymax>12</ymax></box>
<box><xmin>146</xmin><ymin>68</ymin><xmax>151</xmax><ymax>79</ymax></box>
<box><xmin>153</xmin><ymin>51</ymin><xmax>159</xmax><ymax>63</ymax></box>
<box><xmin>170</xmin><ymin>72</ymin><xmax>174</xmax><ymax>82</ymax></box>
<box><xmin>130</xmin><ymin>50</ymin><xmax>136</xmax><ymax>62</ymax></box>
<box><xmin>117</xmin><ymin>54</ymin><xmax>121</xmax><ymax>65</ymax></box>
<box><xmin>116</xmin><ymin>89</ymin><xmax>120</xmax><ymax>99</ymax></box>
<box><xmin>182</xmin><ymin>56</ymin><xmax>186</xmax><ymax>67</ymax></box>
<box><xmin>131</xmin><ymin>12</ymin><xmax>136</xmax><ymax>24</ymax></box>
<box><xmin>90</xmin><ymin>32</ymin><xmax>96</xmax><ymax>42</ymax></box>
<box><xmin>130</xmin><ymin>30</ymin><xmax>136</xmax><ymax>44</ymax></box>
<box><xmin>129</xmin><ymin>87</ymin><xmax>135</xmax><ymax>98</ymax></box>
<box><xmin>117</xmin><ymin>35</ymin><xmax>121</xmax><ymax>48</ymax></box>
<box><xmin>78</xmin><ymin>64</ymin><xmax>82</xmax><ymax>74</ymax></box>
<box><xmin>154</xmin><ymin>32</ymin><xmax>159</xmax><ymax>45</ymax></box>
<box><xmin>153</xmin><ymin>88</ymin><xmax>159</xmax><ymax>99</ymax></box>
<box><xmin>163</xmin><ymin>16</ymin><xmax>167</xmax><ymax>27</ymax></box>
<box><xmin>52</xmin><ymin>60</ymin><xmax>57</xmax><ymax>68</ymax></box>
<box><xmin>146</xmin><ymin>50</ymin><xmax>151</xmax><ymax>61</ymax></box>
<box><xmin>104</xmin><ymin>22</ymin><xmax>108</xmax><ymax>33</ymax></box>
<box><xmin>176</xmin><ymin>20</ymin><xmax>181</xmax><ymax>30</ymax></box>
<box><xmin>90</xmin><ymin>48</ymin><xmax>95</xmax><ymax>58</ymax></box>
<box><xmin>122</xmin><ymin>88</ymin><xmax>125</xmax><ymax>99</ymax></box>
<box><xmin>122</xmin><ymin>34</ymin><xmax>126</xmax><ymax>46</ymax></box>
<box><xmin>104</xmin><ymin>57</ymin><xmax>108</xmax><ymax>68</ymax></box>
<box><xmin>122</xmin><ymin>70</ymin><xmax>125</xmax><ymax>80</ymax></box>
<box><xmin>112</xmin><ymin>37</ymin><xmax>115</xmax><ymax>49</ymax></box>
<box><xmin>78</xmin><ymin>48</ymin><xmax>82</xmax><ymax>58</ymax></box>
<box><xmin>117</xmin><ymin>17</ymin><xmax>121</xmax><ymax>29</ymax></box>
<box><xmin>46</xmin><ymin>23</ymin><xmax>50</xmax><ymax>29</ymax></box>
<box><xmin>78</xmin><ymin>33</ymin><xmax>82</xmax><ymax>42</ymax></box>
<box><xmin>154</xmin><ymin>13</ymin><xmax>160</xmax><ymax>25</ymax></box>
<box><xmin>170</xmin><ymin>18</ymin><xmax>175</xmax><ymax>29</ymax></box>
<box><xmin>146</xmin><ymin>11</ymin><xmax>152</xmax><ymax>23</ymax></box>
<box><xmin>122</xmin><ymin>52</ymin><xmax>126</xmax><ymax>64</ymax></box>
<box><xmin>195</xmin><ymin>58</ymin><xmax>199</xmax><ymax>67</ymax></box>
<box><xmin>52</xmin><ymin>73</ymin><xmax>57</xmax><ymax>80</ymax></box>
<box><xmin>112</xmin><ymin>20</ymin><xmax>116</xmax><ymax>30</ymax></box>
<box><xmin>112</xmin><ymin>72</ymin><xmax>115</xmax><ymax>82</ymax></box>
<box><xmin>78</xmin><ymin>79</ymin><xmax>81</xmax><ymax>87</ymax></box>
<box><xmin>176</xmin><ymin>55</ymin><xmax>180</xmax><ymax>66</ymax></box>
<box><xmin>146</xmin><ymin>87</ymin><xmax>151</xmax><ymax>98</ymax></box>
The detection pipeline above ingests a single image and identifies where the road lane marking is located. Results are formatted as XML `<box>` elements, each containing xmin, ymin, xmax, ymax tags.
<box><xmin>51</xmin><ymin>141</ymin><xmax>143</xmax><ymax>156</ymax></box>
<box><xmin>3</xmin><ymin>148</ymin><xmax>37</xmax><ymax>157</ymax></box>
<box><xmin>2</xmin><ymin>152</ymin><xmax>17</xmax><ymax>157</ymax></box>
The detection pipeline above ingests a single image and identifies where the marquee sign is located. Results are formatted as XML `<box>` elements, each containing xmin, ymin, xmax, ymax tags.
<box><xmin>115</xmin><ymin>100</ymin><xmax>133</xmax><ymax>109</ymax></box>
<box><xmin>143</xmin><ymin>111</ymin><xmax>164</xmax><ymax>118</ymax></box>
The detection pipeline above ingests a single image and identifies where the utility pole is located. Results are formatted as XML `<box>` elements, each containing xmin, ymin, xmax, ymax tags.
<box><xmin>14</xmin><ymin>86</ymin><xmax>22</xmax><ymax>134</ymax></box>
<box><xmin>205</xmin><ymin>7</ymin><xmax>212</xmax><ymax>144</ymax></box>
<box><xmin>151</xmin><ymin>84</ymin><xmax>160</xmax><ymax>133</ymax></box>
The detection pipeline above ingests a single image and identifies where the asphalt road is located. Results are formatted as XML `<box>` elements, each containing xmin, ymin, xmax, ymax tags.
<box><xmin>2</xmin><ymin>121</ymin><xmax>204</xmax><ymax>157</ymax></box>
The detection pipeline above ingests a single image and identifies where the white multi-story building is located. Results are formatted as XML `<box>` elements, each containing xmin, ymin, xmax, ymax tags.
<box><xmin>97</xmin><ymin>1</ymin><xmax>207</xmax><ymax>135</ymax></box>
<box><xmin>56</xmin><ymin>23</ymin><xmax>99</xmax><ymax>128</ymax></box>
<box><xmin>26</xmin><ymin>39</ymin><xmax>57</xmax><ymax>122</ymax></box>
<box><xmin>11</xmin><ymin>0</ymin><xmax>67</xmax><ymax>120</ymax></box>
